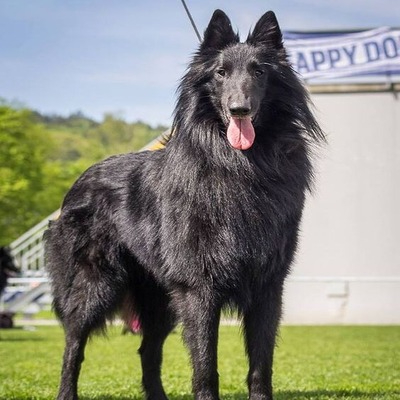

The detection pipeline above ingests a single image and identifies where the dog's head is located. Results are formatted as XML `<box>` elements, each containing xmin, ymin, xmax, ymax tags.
<box><xmin>200</xmin><ymin>10</ymin><xmax>288</xmax><ymax>150</ymax></box>
<box><xmin>175</xmin><ymin>10</ymin><xmax>323</xmax><ymax>151</ymax></box>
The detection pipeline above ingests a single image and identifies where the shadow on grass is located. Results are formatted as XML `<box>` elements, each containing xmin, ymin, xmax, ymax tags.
<box><xmin>77</xmin><ymin>390</ymin><xmax>400</xmax><ymax>400</ymax></box>
<box><xmin>275</xmin><ymin>390</ymin><xmax>400</xmax><ymax>399</ymax></box>
<box><xmin>0</xmin><ymin>335</ymin><xmax>46</xmax><ymax>342</ymax></box>
<box><xmin>79</xmin><ymin>397</ymin><xmax>146</xmax><ymax>400</ymax></box>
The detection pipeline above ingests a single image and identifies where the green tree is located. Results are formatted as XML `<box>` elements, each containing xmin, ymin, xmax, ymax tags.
<box><xmin>85</xmin><ymin>113</ymin><xmax>164</xmax><ymax>157</ymax></box>
<box><xmin>0</xmin><ymin>105</ymin><xmax>50</xmax><ymax>245</ymax></box>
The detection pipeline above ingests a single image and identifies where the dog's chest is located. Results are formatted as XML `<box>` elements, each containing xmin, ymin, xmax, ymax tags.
<box><xmin>161</xmin><ymin>171</ymin><xmax>286</xmax><ymax>272</ymax></box>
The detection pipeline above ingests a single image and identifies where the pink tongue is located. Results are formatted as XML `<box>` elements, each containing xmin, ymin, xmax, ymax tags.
<box><xmin>227</xmin><ymin>117</ymin><xmax>255</xmax><ymax>150</ymax></box>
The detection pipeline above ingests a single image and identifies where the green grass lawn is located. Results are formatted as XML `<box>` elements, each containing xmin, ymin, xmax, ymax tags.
<box><xmin>0</xmin><ymin>324</ymin><xmax>399</xmax><ymax>400</ymax></box>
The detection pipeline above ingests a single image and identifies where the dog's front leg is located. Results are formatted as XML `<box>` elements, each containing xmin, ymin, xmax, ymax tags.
<box><xmin>173</xmin><ymin>289</ymin><xmax>221</xmax><ymax>400</ymax></box>
<box><xmin>243</xmin><ymin>280</ymin><xmax>285</xmax><ymax>400</ymax></box>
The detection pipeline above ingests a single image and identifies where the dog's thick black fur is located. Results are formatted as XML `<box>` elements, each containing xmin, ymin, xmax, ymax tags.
<box><xmin>45</xmin><ymin>10</ymin><xmax>324</xmax><ymax>400</ymax></box>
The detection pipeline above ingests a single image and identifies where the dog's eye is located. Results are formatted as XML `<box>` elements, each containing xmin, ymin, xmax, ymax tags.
<box><xmin>255</xmin><ymin>69</ymin><xmax>264</xmax><ymax>77</ymax></box>
<box><xmin>216</xmin><ymin>68</ymin><xmax>226</xmax><ymax>77</ymax></box>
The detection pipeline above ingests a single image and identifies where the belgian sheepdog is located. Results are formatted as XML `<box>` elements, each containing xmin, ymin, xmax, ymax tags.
<box><xmin>45</xmin><ymin>9</ymin><xmax>324</xmax><ymax>400</ymax></box>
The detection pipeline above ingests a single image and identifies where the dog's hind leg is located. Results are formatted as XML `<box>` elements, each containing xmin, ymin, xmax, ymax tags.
<box><xmin>53</xmin><ymin>263</ymin><xmax>128</xmax><ymax>400</ymax></box>
<box><xmin>133</xmin><ymin>280</ymin><xmax>176</xmax><ymax>400</ymax></box>
<box><xmin>57</xmin><ymin>324</ymin><xmax>90</xmax><ymax>400</ymax></box>
<box><xmin>139</xmin><ymin>323</ymin><xmax>173</xmax><ymax>400</ymax></box>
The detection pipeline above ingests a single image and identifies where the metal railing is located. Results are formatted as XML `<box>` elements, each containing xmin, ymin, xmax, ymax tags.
<box><xmin>8</xmin><ymin>209</ymin><xmax>60</xmax><ymax>276</ymax></box>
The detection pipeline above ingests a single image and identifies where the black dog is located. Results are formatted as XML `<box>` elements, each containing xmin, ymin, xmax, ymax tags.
<box><xmin>0</xmin><ymin>247</ymin><xmax>19</xmax><ymax>329</ymax></box>
<box><xmin>0</xmin><ymin>247</ymin><xmax>19</xmax><ymax>298</ymax></box>
<box><xmin>45</xmin><ymin>10</ymin><xmax>324</xmax><ymax>400</ymax></box>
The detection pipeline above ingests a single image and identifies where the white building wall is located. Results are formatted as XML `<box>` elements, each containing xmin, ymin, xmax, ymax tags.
<box><xmin>283</xmin><ymin>90</ymin><xmax>400</xmax><ymax>324</ymax></box>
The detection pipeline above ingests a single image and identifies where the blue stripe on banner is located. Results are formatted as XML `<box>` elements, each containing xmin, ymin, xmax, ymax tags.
<box><xmin>284</xmin><ymin>31</ymin><xmax>358</xmax><ymax>40</ymax></box>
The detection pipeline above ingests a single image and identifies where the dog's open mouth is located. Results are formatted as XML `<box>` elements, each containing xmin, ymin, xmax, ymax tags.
<box><xmin>227</xmin><ymin>116</ymin><xmax>255</xmax><ymax>150</ymax></box>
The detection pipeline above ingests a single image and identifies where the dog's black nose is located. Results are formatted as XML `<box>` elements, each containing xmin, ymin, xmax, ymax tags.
<box><xmin>229</xmin><ymin>103</ymin><xmax>251</xmax><ymax>117</ymax></box>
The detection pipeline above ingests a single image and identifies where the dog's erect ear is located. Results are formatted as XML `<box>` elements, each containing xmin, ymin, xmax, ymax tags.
<box><xmin>247</xmin><ymin>11</ymin><xmax>283</xmax><ymax>49</ymax></box>
<box><xmin>200</xmin><ymin>9</ymin><xmax>238</xmax><ymax>51</ymax></box>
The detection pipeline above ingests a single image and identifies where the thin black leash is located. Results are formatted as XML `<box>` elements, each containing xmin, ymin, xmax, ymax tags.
<box><xmin>180</xmin><ymin>0</ymin><xmax>202</xmax><ymax>42</ymax></box>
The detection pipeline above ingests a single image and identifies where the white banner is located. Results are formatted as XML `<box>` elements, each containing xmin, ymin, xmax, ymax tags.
<box><xmin>284</xmin><ymin>28</ymin><xmax>400</xmax><ymax>81</ymax></box>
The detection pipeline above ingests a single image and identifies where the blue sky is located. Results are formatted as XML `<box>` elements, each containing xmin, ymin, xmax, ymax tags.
<box><xmin>1</xmin><ymin>0</ymin><xmax>399</xmax><ymax>126</ymax></box>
